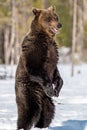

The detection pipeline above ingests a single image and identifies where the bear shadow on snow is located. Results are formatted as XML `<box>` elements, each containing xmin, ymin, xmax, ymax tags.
<box><xmin>50</xmin><ymin>120</ymin><xmax>87</xmax><ymax>130</ymax></box>
<box><xmin>15</xmin><ymin>6</ymin><xmax>63</xmax><ymax>130</ymax></box>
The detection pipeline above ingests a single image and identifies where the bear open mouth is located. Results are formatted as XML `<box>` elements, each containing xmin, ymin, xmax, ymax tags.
<box><xmin>51</xmin><ymin>28</ymin><xmax>59</xmax><ymax>34</ymax></box>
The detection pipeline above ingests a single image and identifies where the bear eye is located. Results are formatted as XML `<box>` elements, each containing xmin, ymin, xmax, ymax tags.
<box><xmin>47</xmin><ymin>17</ymin><xmax>52</xmax><ymax>22</ymax></box>
<box><xmin>54</xmin><ymin>14</ymin><xmax>58</xmax><ymax>21</ymax></box>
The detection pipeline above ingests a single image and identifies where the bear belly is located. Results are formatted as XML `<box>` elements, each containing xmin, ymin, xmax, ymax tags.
<box><xmin>44</xmin><ymin>43</ymin><xmax>58</xmax><ymax>80</ymax></box>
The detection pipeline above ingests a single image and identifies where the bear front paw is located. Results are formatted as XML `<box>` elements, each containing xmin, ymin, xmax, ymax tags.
<box><xmin>53</xmin><ymin>89</ymin><xmax>59</xmax><ymax>97</ymax></box>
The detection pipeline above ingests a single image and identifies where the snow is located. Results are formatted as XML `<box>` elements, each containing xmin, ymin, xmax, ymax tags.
<box><xmin>0</xmin><ymin>64</ymin><xmax>87</xmax><ymax>130</ymax></box>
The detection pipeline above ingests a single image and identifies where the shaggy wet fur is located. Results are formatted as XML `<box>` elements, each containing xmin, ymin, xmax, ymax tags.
<box><xmin>15</xmin><ymin>6</ymin><xmax>63</xmax><ymax>130</ymax></box>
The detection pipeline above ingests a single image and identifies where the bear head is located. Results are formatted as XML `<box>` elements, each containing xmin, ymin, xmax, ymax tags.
<box><xmin>31</xmin><ymin>6</ymin><xmax>62</xmax><ymax>37</ymax></box>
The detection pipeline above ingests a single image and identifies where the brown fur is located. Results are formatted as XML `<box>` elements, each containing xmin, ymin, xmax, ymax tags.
<box><xmin>15</xmin><ymin>6</ymin><xmax>63</xmax><ymax>130</ymax></box>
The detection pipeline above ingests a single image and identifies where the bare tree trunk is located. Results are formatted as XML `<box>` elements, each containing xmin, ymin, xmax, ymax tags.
<box><xmin>84</xmin><ymin>0</ymin><xmax>87</xmax><ymax>20</ymax></box>
<box><xmin>71</xmin><ymin>0</ymin><xmax>77</xmax><ymax>76</ymax></box>
<box><xmin>14</xmin><ymin>5</ymin><xmax>20</xmax><ymax>64</ymax></box>
<box><xmin>76</xmin><ymin>0</ymin><xmax>84</xmax><ymax>61</ymax></box>
<box><xmin>42</xmin><ymin>0</ymin><xmax>50</xmax><ymax>8</ymax></box>
<box><xmin>4</xmin><ymin>26</ymin><xmax>9</xmax><ymax>64</ymax></box>
<box><xmin>10</xmin><ymin>0</ymin><xmax>16</xmax><ymax>78</ymax></box>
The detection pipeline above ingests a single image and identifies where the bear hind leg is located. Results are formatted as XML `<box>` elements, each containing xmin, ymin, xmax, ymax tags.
<box><xmin>16</xmin><ymin>86</ymin><xmax>41</xmax><ymax>130</ymax></box>
<box><xmin>17</xmin><ymin>112</ymin><xmax>31</xmax><ymax>130</ymax></box>
<box><xmin>17</xmin><ymin>103</ymin><xmax>41</xmax><ymax>130</ymax></box>
<box><xmin>35</xmin><ymin>96</ymin><xmax>55</xmax><ymax>128</ymax></box>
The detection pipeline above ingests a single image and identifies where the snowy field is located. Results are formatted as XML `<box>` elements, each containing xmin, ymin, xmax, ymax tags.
<box><xmin>0</xmin><ymin>64</ymin><xmax>87</xmax><ymax>130</ymax></box>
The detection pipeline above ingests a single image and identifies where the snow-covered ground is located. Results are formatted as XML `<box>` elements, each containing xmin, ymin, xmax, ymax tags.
<box><xmin>0</xmin><ymin>64</ymin><xmax>87</xmax><ymax>130</ymax></box>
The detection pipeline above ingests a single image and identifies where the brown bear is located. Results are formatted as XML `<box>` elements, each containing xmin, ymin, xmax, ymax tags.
<box><xmin>15</xmin><ymin>6</ymin><xmax>63</xmax><ymax>130</ymax></box>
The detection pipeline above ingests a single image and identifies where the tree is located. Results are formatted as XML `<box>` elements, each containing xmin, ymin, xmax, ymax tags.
<box><xmin>71</xmin><ymin>0</ymin><xmax>77</xmax><ymax>76</ymax></box>
<box><xmin>10</xmin><ymin>0</ymin><xmax>16</xmax><ymax>77</ymax></box>
<box><xmin>41</xmin><ymin>0</ymin><xmax>50</xmax><ymax>8</ymax></box>
<box><xmin>76</xmin><ymin>0</ymin><xmax>84</xmax><ymax>60</ymax></box>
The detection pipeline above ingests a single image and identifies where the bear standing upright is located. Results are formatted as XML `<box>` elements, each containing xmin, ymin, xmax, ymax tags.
<box><xmin>15</xmin><ymin>6</ymin><xmax>63</xmax><ymax>130</ymax></box>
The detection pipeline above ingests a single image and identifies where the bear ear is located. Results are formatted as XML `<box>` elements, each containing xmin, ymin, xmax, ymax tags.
<box><xmin>32</xmin><ymin>8</ymin><xmax>41</xmax><ymax>16</ymax></box>
<box><xmin>48</xmin><ymin>6</ymin><xmax>56</xmax><ymax>12</ymax></box>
